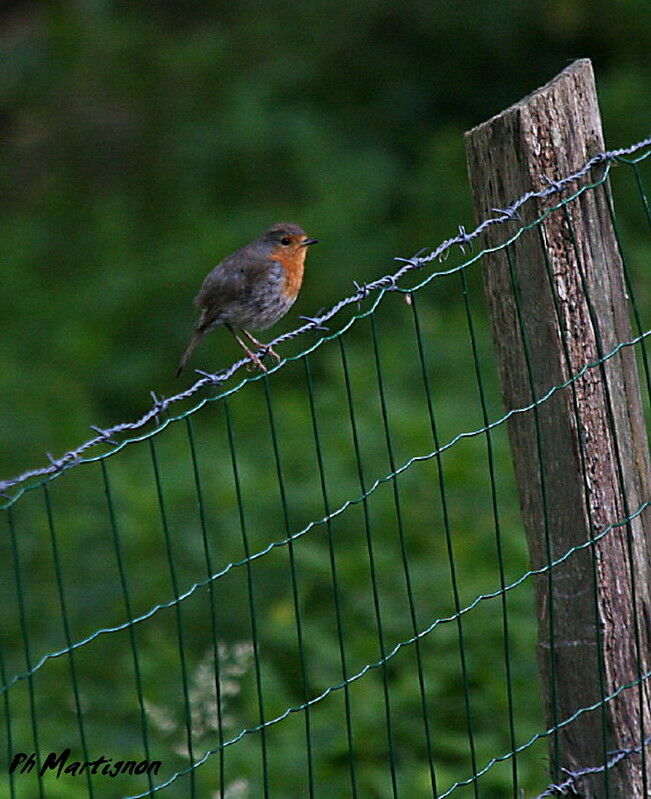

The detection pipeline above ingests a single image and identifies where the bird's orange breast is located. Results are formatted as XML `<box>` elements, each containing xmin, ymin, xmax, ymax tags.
<box><xmin>272</xmin><ymin>248</ymin><xmax>307</xmax><ymax>301</ymax></box>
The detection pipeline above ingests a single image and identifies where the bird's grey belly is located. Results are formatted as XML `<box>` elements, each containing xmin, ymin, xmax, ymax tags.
<box><xmin>222</xmin><ymin>267</ymin><xmax>294</xmax><ymax>330</ymax></box>
<box><xmin>226</xmin><ymin>293</ymin><xmax>294</xmax><ymax>330</ymax></box>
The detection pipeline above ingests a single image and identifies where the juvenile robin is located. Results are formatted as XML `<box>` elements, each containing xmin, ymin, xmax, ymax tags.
<box><xmin>176</xmin><ymin>222</ymin><xmax>318</xmax><ymax>376</ymax></box>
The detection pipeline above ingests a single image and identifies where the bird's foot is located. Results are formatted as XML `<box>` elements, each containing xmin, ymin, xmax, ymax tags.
<box><xmin>243</xmin><ymin>348</ymin><xmax>268</xmax><ymax>373</ymax></box>
<box><xmin>242</xmin><ymin>330</ymin><xmax>281</xmax><ymax>364</ymax></box>
<box><xmin>261</xmin><ymin>343</ymin><xmax>281</xmax><ymax>363</ymax></box>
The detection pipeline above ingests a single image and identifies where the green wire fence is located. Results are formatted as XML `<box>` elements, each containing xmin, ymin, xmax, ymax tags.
<box><xmin>1</xmin><ymin>135</ymin><xmax>650</xmax><ymax>799</ymax></box>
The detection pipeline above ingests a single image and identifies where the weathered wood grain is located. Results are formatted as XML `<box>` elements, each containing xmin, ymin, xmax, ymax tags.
<box><xmin>465</xmin><ymin>59</ymin><xmax>651</xmax><ymax>797</ymax></box>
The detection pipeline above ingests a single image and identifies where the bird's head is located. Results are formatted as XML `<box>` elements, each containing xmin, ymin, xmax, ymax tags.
<box><xmin>261</xmin><ymin>223</ymin><xmax>318</xmax><ymax>253</ymax></box>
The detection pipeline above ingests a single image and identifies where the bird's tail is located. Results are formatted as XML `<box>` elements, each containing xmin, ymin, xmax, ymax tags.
<box><xmin>176</xmin><ymin>332</ymin><xmax>202</xmax><ymax>377</ymax></box>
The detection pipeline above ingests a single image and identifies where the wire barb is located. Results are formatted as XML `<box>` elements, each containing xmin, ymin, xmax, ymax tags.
<box><xmin>150</xmin><ymin>391</ymin><xmax>167</xmax><ymax>426</ymax></box>
<box><xmin>298</xmin><ymin>314</ymin><xmax>329</xmax><ymax>331</ymax></box>
<box><xmin>353</xmin><ymin>280</ymin><xmax>371</xmax><ymax>299</ymax></box>
<box><xmin>194</xmin><ymin>368</ymin><xmax>220</xmax><ymax>382</ymax></box>
<box><xmin>540</xmin><ymin>174</ymin><xmax>564</xmax><ymax>193</ymax></box>
<box><xmin>490</xmin><ymin>205</ymin><xmax>522</xmax><ymax>222</ymax></box>
<box><xmin>457</xmin><ymin>224</ymin><xmax>474</xmax><ymax>254</ymax></box>
<box><xmin>90</xmin><ymin>425</ymin><xmax>119</xmax><ymax>446</ymax></box>
<box><xmin>45</xmin><ymin>452</ymin><xmax>61</xmax><ymax>469</ymax></box>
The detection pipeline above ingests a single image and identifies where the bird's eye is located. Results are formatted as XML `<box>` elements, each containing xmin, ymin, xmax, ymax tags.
<box><xmin>280</xmin><ymin>237</ymin><xmax>291</xmax><ymax>246</ymax></box>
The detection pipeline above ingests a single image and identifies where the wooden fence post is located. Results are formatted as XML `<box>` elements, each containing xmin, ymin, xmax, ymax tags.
<box><xmin>465</xmin><ymin>59</ymin><xmax>651</xmax><ymax>797</ymax></box>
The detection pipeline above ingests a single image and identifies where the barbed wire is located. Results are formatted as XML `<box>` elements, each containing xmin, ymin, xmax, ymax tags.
<box><xmin>437</xmin><ymin>669</ymin><xmax>651</xmax><ymax>799</ymax></box>
<box><xmin>1</xmin><ymin>134</ymin><xmax>650</xmax><ymax>502</ymax></box>
<box><xmin>532</xmin><ymin>735</ymin><xmax>651</xmax><ymax>797</ymax></box>
<box><xmin>3</xmin><ymin>437</ymin><xmax>648</xmax><ymax>703</ymax></box>
<box><xmin>1</xmin><ymin>312</ymin><xmax>648</xmax><ymax>695</ymax></box>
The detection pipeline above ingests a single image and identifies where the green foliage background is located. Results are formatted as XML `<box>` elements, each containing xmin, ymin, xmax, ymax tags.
<box><xmin>1</xmin><ymin>2</ymin><xmax>650</xmax><ymax>797</ymax></box>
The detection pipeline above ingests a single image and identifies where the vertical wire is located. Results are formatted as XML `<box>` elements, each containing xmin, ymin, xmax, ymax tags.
<box><xmin>602</xmin><ymin>176</ymin><xmax>651</xmax><ymax>404</ymax></box>
<box><xmin>262</xmin><ymin>375</ymin><xmax>315</xmax><ymax>798</ymax></box>
<box><xmin>603</xmin><ymin>176</ymin><xmax>651</xmax><ymax>783</ymax></box>
<box><xmin>100</xmin><ymin>460</ymin><xmax>155</xmax><ymax>797</ymax></box>
<box><xmin>42</xmin><ymin>484</ymin><xmax>95</xmax><ymax>798</ymax></box>
<box><xmin>631</xmin><ymin>162</ymin><xmax>651</xmax><ymax>227</ymax></box>
<box><xmin>338</xmin><ymin>336</ymin><xmax>399</xmax><ymax>798</ymax></box>
<box><xmin>148</xmin><ymin>439</ymin><xmax>196</xmax><ymax>798</ymax></box>
<box><xmin>561</xmin><ymin>201</ymin><xmax>648</xmax><ymax>794</ymax></box>
<box><xmin>303</xmin><ymin>354</ymin><xmax>359</xmax><ymax>798</ymax></box>
<box><xmin>535</xmin><ymin>223</ymin><xmax>610</xmax><ymax>797</ymax></box>
<box><xmin>2</xmin><ymin>513</ymin><xmax>17</xmax><ymax>799</ymax></box>
<box><xmin>456</xmin><ymin>273</ymin><xmax>519</xmax><ymax>798</ymax></box>
<box><xmin>185</xmin><ymin>417</ymin><xmax>226</xmax><ymax>797</ymax></box>
<box><xmin>223</xmin><ymin>396</ymin><xmax>270</xmax><ymax>798</ymax></box>
<box><xmin>0</xmin><ymin>640</ymin><xmax>15</xmax><ymax>799</ymax></box>
<box><xmin>368</xmin><ymin>312</ymin><xmax>439</xmax><ymax>797</ymax></box>
<box><xmin>504</xmin><ymin>246</ymin><xmax>561</xmax><ymax>779</ymax></box>
<box><xmin>6</xmin><ymin>506</ymin><xmax>43</xmax><ymax>799</ymax></box>
<box><xmin>405</xmin><ymin>297</ymin><xmax>479</xmax><ymax>797</ymax></box>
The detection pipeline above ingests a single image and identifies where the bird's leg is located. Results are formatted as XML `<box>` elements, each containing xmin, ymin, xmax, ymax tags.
<box><xmin>241</xmin><ymin>329</ymin><xmax>281</xmax><ymax>363</ymax></box>
<box><xmin>227</xmin><ymin>326</ymin><xmax>268</xmax><ymax>372</ymax></box>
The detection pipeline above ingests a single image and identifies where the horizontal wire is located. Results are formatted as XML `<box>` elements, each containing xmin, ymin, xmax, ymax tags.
<box><xmin>1</xmin><ymin>322</ymin><xmax>649</xmax><ymax>695</ymax></box>
<box><xmin>1</xmin><ymin>138</ymin><xmax>650</xmax><ymax>505</ymax></box>
<box><xmin>2</xmin><ymin>455</ymin><xmax>648</xmax><ymax>709</ymax></box>
<box><xmin>438</xmin><ymin>669</ymin><xmax>651</xmax><ymax>799</ymax></box>
<box><xmin>114</xmin><ymin>498</ymin><xmax>651</xmax><ymax>798</ymax></box>
<box><xmin>4</xmin><ymin>137</ymin><xmax>651</xmax><ymax>794</ymax></box>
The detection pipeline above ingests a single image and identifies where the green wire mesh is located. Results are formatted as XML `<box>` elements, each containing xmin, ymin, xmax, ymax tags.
<box><xmin>1</xmin><ymin>145</ymin><xmax>650</xmax><ymax>799</ymax></box>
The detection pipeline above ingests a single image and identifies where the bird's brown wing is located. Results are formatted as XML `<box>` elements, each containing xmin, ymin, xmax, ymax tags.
<box><xmin>195</xmin><ymin>247</ymin><xmax>278</xmax><ymax>330</ymax></box>
<box><xmin>177</xmin><ymin>246</ymin><xmax>279</xmax><ymax>377</ymax></box>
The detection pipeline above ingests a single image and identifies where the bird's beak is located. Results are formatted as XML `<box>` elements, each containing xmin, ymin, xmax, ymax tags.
<box><xmin>301</xmin><ymin>238</ymin><xmax>319</xmax><ymax>246</ymax></box>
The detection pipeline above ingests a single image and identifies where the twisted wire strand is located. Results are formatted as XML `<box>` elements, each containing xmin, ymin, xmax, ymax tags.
<box><xmin>1</xmin><ymin>136</ymin><xmax>650</xmax><ymax>503</ymax></box>
<box><xmin>113</xmin><ymin>517</ymin><xmax>651</xmax><ymax>799</ymax></box>
<box><xmin>2</xmin><ymin>321</ymin><xmax>649</xmax><ymax>696</ymax></box>
<box><xmin>532</xmin><ymin>736</ymin><xmax>651</xmax><ymax>798</ymax></box>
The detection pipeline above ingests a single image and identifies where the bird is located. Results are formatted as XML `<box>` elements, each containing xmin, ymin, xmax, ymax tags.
<box><xmin>176</xmin><ymin>222</ymin><xmax>318</xmax><ymax>377</ymax></box>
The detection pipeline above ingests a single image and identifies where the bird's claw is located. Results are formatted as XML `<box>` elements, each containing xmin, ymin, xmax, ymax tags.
<box><xmin>262</xmin><ymin>344</ymin><xmax>281</xmax><ymax>363</ymax></box>
<box><xmin>245</xmin><ymin>350</ymin><xmax>268</xmax><ymax>372</ymax></box>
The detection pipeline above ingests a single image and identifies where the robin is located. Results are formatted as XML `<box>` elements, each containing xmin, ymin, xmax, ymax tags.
<box><xmin>176</xmin><ymin>222</ymin><xmax>318</xmax><ymax>376</ymax></box>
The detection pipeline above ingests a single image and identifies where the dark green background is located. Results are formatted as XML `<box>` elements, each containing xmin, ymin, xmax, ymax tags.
<box><xmin>1</xmin><ymin>2</ymin><xmax>650</xmax><ymax>798</ymax></box>
<box><xmin>1</xmin><ymin>0</ymin><xmax>649</xmax><ymax>472</ymax></box>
